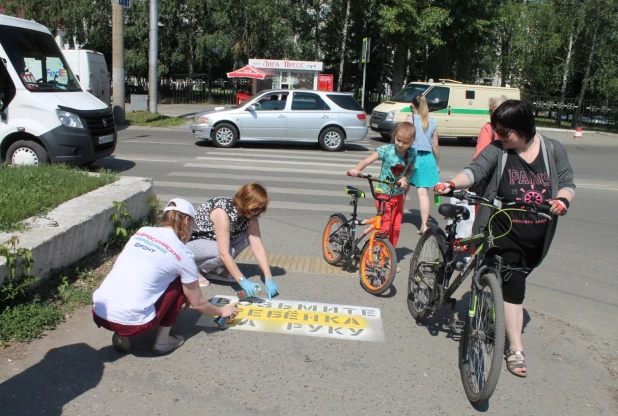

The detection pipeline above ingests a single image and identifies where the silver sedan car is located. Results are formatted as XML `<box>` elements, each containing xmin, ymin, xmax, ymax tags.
<box><xmin>190</xmin><ymin>89</ymin><xmax>368</xmax><ymax>151</ymax></box>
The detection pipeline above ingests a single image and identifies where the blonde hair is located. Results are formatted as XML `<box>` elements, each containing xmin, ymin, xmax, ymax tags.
<box><xmin>489</xmin><ymin>95</ymin><xmax>509</xmax><ymax>114</ymax></box>
<box><xmin>234</xmin><ymin>182</ymin><xmax>270</xmax><ymax>217</ymax></box>
<box><xmin>411</xmin><ymin>95</ymin><xmax>430</xmax><ymax>131</ymax></box>
<box><xmin>391</xmin><ymin>122</ymin><xmax>416</xmax><ymax>165</ymax></box>
<box><xmin>160</xmin><ymin>202</ymin><xmax>190</xmax><ymax>242</ymax></box>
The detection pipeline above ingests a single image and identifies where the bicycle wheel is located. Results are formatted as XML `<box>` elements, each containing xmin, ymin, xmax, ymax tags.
<box><xmin>459</xmin><ymin>272</ymin><xmax>505</xmax><ymax>404</ymax></box>
<box><xmin>322</xmin><ymin>214</ymin><xmax>348</xmax><ymax>265</ymax></box>
<box><xmin>407</xmin><ymin>229</ymin><xmax>445</xmax><ymax>321</ymax></box>
<box><xmin>359</xmin><ymin>236</ymin><xmax>397</xmax><ymax>295</ymax></box>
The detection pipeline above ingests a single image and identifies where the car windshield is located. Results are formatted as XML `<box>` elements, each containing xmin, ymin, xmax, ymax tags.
<box><xmin>390</xmin><ymin>83</ymin><xmax>429</xmax><ymax>103</ymax></box>
<box><xmin>0</xmin><ymin>25</ymin><xmax>81</xmax><ymax>92</ymax></box>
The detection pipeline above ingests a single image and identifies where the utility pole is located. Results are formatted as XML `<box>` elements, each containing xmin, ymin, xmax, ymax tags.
<box><xmin>361</xmin><ymin>37</ymin><xmax>370</xmax><ymax>109</ymax></box>
<box><xmin>111</xmin><ymin>0</ymin><xmax>125</xmax><ymax>124</ymax></box>
<box><xmin>148</xmin><ymin>0</ymin><xmax>158</xmax><ymax>113</ymax></box>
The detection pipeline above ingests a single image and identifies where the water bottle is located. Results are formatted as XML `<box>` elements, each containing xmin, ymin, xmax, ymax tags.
<box><xmin>434</xmin><ymin>193</ymin><xmax>441</xmax><ymax>206</ymax></box>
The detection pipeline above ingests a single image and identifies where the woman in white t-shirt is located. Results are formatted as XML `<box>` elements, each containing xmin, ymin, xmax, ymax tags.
<box><xmin>92</xmin><ymin>198</ymin><xmax>238</xmax><ymax>355</ymax></box>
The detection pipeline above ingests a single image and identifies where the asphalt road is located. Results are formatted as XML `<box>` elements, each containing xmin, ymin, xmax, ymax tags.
<box><xmin>1</xmin><ymin>126</ymin><xmax>616</xmax><ymax>415</ymax></box>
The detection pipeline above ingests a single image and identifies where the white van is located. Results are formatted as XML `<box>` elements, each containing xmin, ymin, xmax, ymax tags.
<box><xmin>0</xmin><ymin>15</ymin><xmax>116</xmax><ymax>165</ymax></box>
<box><xmin>370</xmin><ymin>80</ymin><xmax>520</xmax><ymax>142</ymax></box>
<box><xmin>61</xmin><ymin>49</ymin><xmax>111</xmax><ymax>105</ymax></box>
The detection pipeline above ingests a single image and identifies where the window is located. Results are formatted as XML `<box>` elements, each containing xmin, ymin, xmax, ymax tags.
<box><xmin>291</xmin><ymin>92</ymin><xmax>330</xmax><ymax>111</ymax></box>
<box><xmin>255</xmin><ymin>92</ymin><xmax>289</xmax><ymax>111</ymax></box>
<box><xmin>390</xmin><ymin>83</ymin><xmax>429</xmax><ymax>103</ymax></box>
<box><xmin>326</xmin><ymin>94</ymin><xmax>363</xmax><ymax>111</ymax></box>
<box><xmin>465</xmin><ymin>90</ymin><xmax>475</xmax><ymax>100</ymax></box>
<box><xmin>425</xmin><ymin>87</ymin><xmax>449</xmax><ymax>112</ymax></box>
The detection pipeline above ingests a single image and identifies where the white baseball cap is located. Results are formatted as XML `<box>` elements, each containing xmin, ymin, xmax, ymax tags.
<box><xmin>163</xmin><ymin>198</ymin><xmax>196</xmax><ymax>219</ymax></box>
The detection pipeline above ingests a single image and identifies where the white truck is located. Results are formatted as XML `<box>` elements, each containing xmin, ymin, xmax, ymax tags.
<box><xmin>0</xmin><ymin>15</ymin><xmax>116</xmax><ymax>165</ymax></box>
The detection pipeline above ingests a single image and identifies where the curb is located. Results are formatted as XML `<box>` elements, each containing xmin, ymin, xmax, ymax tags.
<box><xmin>0</xmin><ymin>176</ymin><xmax>153</xmax><ymax>286</ymax></box>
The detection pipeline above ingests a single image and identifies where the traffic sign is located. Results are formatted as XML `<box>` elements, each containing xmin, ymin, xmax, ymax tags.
<box><xmin>361</xmin><ymin>37</ymin><xmax>371</xmax><ymax>63</ymax></box>
<box><xmin>118</xmin><ymin>0</ymin><xmax>130</xmax><ymax>7</ymax></box>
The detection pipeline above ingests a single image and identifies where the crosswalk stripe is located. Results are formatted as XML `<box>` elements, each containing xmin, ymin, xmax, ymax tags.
<box><xmin>203</xmin><ymin>151</ymin><xmax>374</xmax><ymax>162</ymax></box>
<box><xmin>183</xmin><ymin>162</ymin><xmax>380</xmax><ymax>175</ymax></box>
<box><xmin>200</xmin><ymin>147</ymin><xmax>373</xmax><ymax>156</ymax></box>
<box><xmin>156</xmin><ymin>193</ymin><xmax>379</xmax><ymax>214</ymax></box>
<box><xmin>168</xmin><ymin>171</ymin><xmax>376</xmax><ymax>186</ymax></box>
<box><xmin>157</xmin><ymin>181</ymin><xmax>357</xmax><ymax>198</ymax></box>
<box><xmin>195</xmin><ymin>156</ymin><xmax>377</xmax><ymax>169</ymax></box>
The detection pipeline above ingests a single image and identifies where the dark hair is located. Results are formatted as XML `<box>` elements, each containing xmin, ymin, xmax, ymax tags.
<box><xmin>491</xmin><ymin>100</ymin><xmax>536</xmax><ymax>143</ymax></box>
<box><xmin>234</xmin><ymin>182</ymin><xmax>270</xmax><ymax>216</ymax></box>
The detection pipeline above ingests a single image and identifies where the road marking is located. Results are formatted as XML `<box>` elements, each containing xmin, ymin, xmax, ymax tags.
<box><xmin>199</xmin><ymin>296</ymin><xmax>385</xmax><ymax>342</ymax></box>
<box><xmin>576</xmin><ymin>183</ymin><xmax>618</xmax><ymax>192</ymax></box>
<box><xmin>156</xmin><ymin>193</ymin><xmax>380</xmax><ymax>214</ymax></box>
<box><xmin>203</xmin><ymin>150</ymin><xmax>374</xmax><ymax>161</ymax></box>
<box><xmin>118</xmin><ymin>140</ymin><xmax>192</xmax><ymax>145</ymax></box>
<box><xmin>183</xmin><ymin>162</ymin><xmax>380</xmax><ymax>175</ymax></box>
<box><xmin>157</xmin><ymin>181</ymin><xmax>360</xmax><ymax>198</ymax></box>
<box><xmin>195</xmin><ymin>156</ymin><xmax>375</xmax><ymax>169</ymax></box>
<box><xmin>168</xmin><ymin>171</ymin><xmax>378</xmax><ymax>186</ymax></box>
<box><xmin>201</xmin><ymin>147</ymin><xmax>373</xmax><ymax>156</ymax></box>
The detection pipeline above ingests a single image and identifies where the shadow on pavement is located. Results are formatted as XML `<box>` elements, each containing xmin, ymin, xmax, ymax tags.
<box><xmin>0</xmin><ymin>343</ymin><xmax>121</xmax><ymax>415</ymax></box>
<box><xmin>88</xmin><ymin>156</ymin><xmax>137</xmax><ymax>172</ymax></box>
<box><xmin>403</xmin><ymin>209</ymin><xmax>439</xmax><ymax>232</ymax></box>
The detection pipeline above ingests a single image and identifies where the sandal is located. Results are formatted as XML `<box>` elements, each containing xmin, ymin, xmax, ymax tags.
<box><xmin>505</xmin><ymin>349</ymin><xmax>528</xmax><ymax>378</ymax></box>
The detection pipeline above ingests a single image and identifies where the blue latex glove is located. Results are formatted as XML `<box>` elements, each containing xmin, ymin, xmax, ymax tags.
<box><xmin>265</xmin><ymin>278</ymin><xmax>279</xmax><ymax>300</ymax></box>
<box><xmin>239</xmin><ymin>277</ymin><xmax>261</xmax><ymax>298</ymax></box>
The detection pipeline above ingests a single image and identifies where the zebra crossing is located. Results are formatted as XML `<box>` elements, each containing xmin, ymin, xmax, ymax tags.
<box><xmin>154</xmin><ymin>138</ymin><xmax>407</xmax><ymax>215</ymax></box>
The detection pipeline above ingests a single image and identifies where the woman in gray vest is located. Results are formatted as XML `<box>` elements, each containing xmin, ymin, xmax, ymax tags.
<box><xmin>434</xmin><ymin>100</ymin><xmax>575</xmax><ymax>378</ymax></box>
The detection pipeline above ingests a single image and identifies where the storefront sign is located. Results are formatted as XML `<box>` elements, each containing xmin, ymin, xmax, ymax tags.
<box><xmin>197</xmin><ymin>295</ymin><xmax>385</xmax><ymax>342</ymax></box>
<box><xmin>249</xmin><ymin>59</ymin><xmax>323</xmax><ymax>71</ymax></box>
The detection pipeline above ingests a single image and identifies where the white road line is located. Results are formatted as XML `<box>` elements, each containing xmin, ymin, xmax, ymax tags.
<box><xmin>195</xmin><ymin>156</ymin><xmax>375</xmax><ymax>169</ymax></box>
<box><xmin>202</xmin><ymin>147</ymin><xmax>373</xmax><ymax>155</ymax></box>
<box><xmin>156</xmin><ymin>194</ymin><xmax>378</xmax><ymax>214</ymax></box>
<box><xmin>203</xmin><ymin>150</ymin><xmax>374</xmax><ymax>161</ymax></box>
<box><xmin>576</xmin><ymin>184</ymin><xmax>618</xmax><ymax>191</ymax></box>
<box><xmin>157</xmin><ymin>181</ymin><xmax>355</xmax><ymax>198</ymax></box>
<box><xmin>118</xmin><ymin>140</ymin><xmax>192</xmax><ymax>145</ymax></box>
<box><xmin>183</xmin><ymin>162</ymin><xmax>380</xmax><ymax>175</ymax></box>
<box><xmin>168</xmin><ymin>171</ymin><xmax>374</xmax><ymax>186</ymax></box>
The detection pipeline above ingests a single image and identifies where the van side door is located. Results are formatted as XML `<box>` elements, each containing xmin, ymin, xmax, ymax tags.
<box><xmin>425</xmin><ymin>86</ymin><xmax>451</xmax><ymax>136</ymax></box>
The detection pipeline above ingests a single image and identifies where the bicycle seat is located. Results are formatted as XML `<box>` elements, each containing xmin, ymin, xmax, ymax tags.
<box><xmin>345</xmin><ymin>186</ymin><xmax>365</xmax><ymax>198</ymax></box>
<box><xmin>438</xmin><ymin>203</ymin><xmax>470</xmax><ymax>220</ymax></box>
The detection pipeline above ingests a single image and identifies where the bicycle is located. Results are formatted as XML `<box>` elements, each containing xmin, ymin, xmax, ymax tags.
<box><xmin>407</xmin><ymin>190</ymin><xmax>552</xmax><ymax>404</ymax></box>
<box><xmin>321</xmin><ymin>173</ymin><xmax>398</xmax><ymax>295</ymax></box>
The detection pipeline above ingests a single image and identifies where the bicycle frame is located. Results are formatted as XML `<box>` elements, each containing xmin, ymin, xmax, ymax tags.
<box><xmin>330</xmin><ymin>175</ymin><xmax>394</xmax><ymax>268</ymax></box>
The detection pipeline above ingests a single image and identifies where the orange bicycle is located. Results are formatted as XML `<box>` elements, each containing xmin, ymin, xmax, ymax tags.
<box><xmin>322</xmin><ymin>173</ymin><xmax>397</xmax><ymax>295</ymax></box>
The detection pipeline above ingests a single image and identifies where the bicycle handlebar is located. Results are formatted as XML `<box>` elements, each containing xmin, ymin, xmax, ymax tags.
<box><xmin>447</xmin><ymin>190</ymin><xmax>552</xmax><ymax>219</ymax></box>
<box><xmin>346</xmin><ymin>172</ymin><xmax>400</xmax><ymax>201</ymax></box>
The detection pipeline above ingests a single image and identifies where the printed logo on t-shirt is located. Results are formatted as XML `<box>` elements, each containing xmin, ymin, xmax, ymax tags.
<box><xmin>133</xmin><ymin>232</ymin><xmax>182</xmax><ymax>261</ymax></box>
<box><xmin>508</xmin><ymin>169</ymin><xmax>550</xmax><ymax>204</ymax></box>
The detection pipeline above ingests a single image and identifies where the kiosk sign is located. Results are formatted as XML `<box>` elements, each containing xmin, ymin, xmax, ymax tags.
<box><xmin>249</xmin><ymin>59</ymin><xmax>324</xmax><ymax>71</ymax></box>
<box><xmin>198</xmin><ymin>296</ymin><xmax>385</xmax><ymax>342</ymax></box>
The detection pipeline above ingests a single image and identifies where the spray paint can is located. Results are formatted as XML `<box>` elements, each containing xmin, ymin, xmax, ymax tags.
<box><xmin>434</xmin><ymin>194</ymin><xmax>441</xmax><ymax>206</ymax></box>
<box><xmin>236</xmin><ymin>287</ymin><xmax>261</xmax><ymax>299</ymax></box>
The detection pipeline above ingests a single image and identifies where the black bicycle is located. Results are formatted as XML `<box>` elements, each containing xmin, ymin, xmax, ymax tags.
<box><xmin>322</xmin><ymin>173</ymin><xmax>398</xmax><ymax>295</ymax></box>
<box><xmin>407</xmin><ymin>190</ymin><xmax>552</xmax><ymax>404</ymax></box>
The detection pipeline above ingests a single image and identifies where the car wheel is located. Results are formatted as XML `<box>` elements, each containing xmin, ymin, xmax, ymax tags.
<box><xmin>7</xmin><ymin>140</ymin><xmax>50</xmax><ymax>165</ymax></box>
<box><xmin>380</xmin><ymin>133</ymin><xmax>391</xmax><ymax>141</ymax></box>
<box><xmin>319</xmin><ymin>127</ymin><xmax>345</xmax><ymax>151</ymax></box>
<box><xmin>212</xmin><ymin>123</ymin><xmax>238</xmax><ymax>148</ymax></box>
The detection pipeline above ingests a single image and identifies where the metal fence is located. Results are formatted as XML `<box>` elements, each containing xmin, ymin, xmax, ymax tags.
<box><xmin>524</xmin><ymin>94</ymin><xmax>618</xmax><ymax>133</ymax></box>
<box><xmin>125</xmin><ymin>74</ymin><xmax>253</xmax><ymax>105</ymax></box>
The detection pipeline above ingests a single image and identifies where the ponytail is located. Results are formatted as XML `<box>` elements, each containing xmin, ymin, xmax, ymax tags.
<box><xmin>160</xmin><ymin>205</ymin><xmax>190</xmax><ymax>242</ymax></box>
<box><xmin>412</xmin><ymin>95</ymin><xmax>430</xmax><ymax>131</ymax></box>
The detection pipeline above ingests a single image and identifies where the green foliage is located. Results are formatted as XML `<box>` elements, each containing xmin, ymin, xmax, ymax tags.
<box><xmin>0</xmin><ymin>300</ymin><xmax>64</xmax><ymax>343</ymax></box>
<box><xmin>0</xmin><ymin>164</ymin><xmax>117</xmax><ymax>232</ymax></box>
<box><xmin>0</xmin><ymin>236</ymin><xmax>38</xmax><ymax>310</ymax></box>
<box><xmin>125</xmin><ymin>111</ymin><xmax>188</xmax><ymax>127</ymax></box>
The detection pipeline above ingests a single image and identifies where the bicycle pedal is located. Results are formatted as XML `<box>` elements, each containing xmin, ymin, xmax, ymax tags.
<box><xmin>448</xmin><ymin>318</ymin><xmax>465</xmax><ymax>332</ymax></box>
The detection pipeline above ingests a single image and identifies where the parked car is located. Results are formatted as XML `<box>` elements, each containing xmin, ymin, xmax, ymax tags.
<box><xmin>190</xmin><ymin>89</ymin><xmax>368</xmax><ymax>151</ymax></box>
<box><xmin>589</xmin><ymin>116</ymin><xmax>610</xmax><ymax>125</ymax></box>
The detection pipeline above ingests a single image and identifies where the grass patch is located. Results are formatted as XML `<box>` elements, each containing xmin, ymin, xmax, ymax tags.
<box><xmin>125</xmin><ymin>111</ymin><xmax>188</xmax><ymax>127</ymax></box>
<box><xmin>0</xmin><ymin>164</ymin><xmax>117</xmax><ymax>233</ymax></box>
